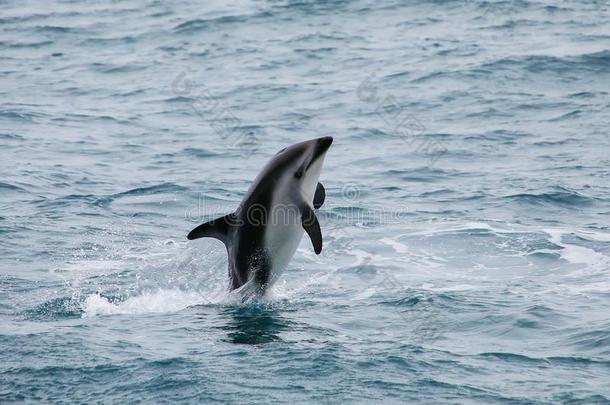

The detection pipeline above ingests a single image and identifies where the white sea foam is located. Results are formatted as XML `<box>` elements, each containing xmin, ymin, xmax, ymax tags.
<box><xmin>80</xmin><ymin>272</ymin><xmax>319</xmax><ymax>317</ymax></box>
<box><xmin>544</xmin><ymin>228</ymin><xmax>610</xmax><ymax>271</ymax></box>
<box><xmin>81</xmin><ymin>289</ymin><xmax>213</xmax><ymax>317</ymax></box>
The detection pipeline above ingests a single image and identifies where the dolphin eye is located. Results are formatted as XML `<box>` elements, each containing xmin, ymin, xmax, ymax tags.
<box><xmin>295</xmin><ymin>170</ymin><xmax>303</xmax><ymax>179</ymax></box>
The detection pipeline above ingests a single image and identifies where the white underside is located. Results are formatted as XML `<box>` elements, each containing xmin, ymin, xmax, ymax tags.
<box><xmin>264</xmin><ymin>155</ymin><xmax>325</xmax><ymax>287</ymax></box>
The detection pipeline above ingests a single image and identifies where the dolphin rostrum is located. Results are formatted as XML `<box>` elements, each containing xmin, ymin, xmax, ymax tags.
<box><xmin>187</xmin><ymin>136</ymin><xmax>333</xmax><ymax>296</ymax></box>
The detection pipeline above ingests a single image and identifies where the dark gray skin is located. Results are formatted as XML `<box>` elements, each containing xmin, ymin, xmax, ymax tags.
<box><xmin>187</xmin><ymin>136</ymin><xmax>333</xmax><ymax>295</ymax></box>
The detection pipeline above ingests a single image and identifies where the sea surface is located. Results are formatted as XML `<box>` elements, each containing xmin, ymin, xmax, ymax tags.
<box><xmin>2</xmin><ymin>0</ymin><xmax>610</xmax><ymax>403</ymax></box>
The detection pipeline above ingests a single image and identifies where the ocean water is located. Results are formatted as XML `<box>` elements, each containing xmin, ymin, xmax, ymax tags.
<box><xmin>2</xmin><ymin>0</ymin><xmax>610</xmax><ymax>402</ymax></box>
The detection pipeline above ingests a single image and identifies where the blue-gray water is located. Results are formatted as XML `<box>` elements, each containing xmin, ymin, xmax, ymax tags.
<box><xmin>2</xmin><ymin>0</ymin><xmax>610</xmax><ymax>403</ymax></box>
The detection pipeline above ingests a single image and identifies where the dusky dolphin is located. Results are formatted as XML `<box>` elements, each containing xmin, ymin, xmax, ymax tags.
<box><xmin>187</xmin><ymin>136</ymin><xmax>333</xmax><ymax>296</ymax></box>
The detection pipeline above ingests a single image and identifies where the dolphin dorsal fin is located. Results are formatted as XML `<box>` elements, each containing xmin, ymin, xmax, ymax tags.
<box><xmin>187</xmin><ymin>213</ymin><xmax>235</xmax><ymax>245</ymax></box>
<box><xmin>300</xmin><ymin>204</ymin><xmax>322</xmax><ymax>254</ymax></box>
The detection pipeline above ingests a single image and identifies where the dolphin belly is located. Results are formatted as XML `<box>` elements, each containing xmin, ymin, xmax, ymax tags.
<box><xmin>264</xmin><ymin>196</ymin><xmax>305</xmax><ymax>287</ymax></box>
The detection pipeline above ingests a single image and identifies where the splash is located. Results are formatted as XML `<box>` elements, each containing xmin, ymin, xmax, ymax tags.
<box><xmin>82</xmin><ymin>289</ymin><xmax>217</xmax><ymax>317</ymax></box>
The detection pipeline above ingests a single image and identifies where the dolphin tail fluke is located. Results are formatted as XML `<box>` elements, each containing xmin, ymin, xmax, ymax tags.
<box><xmin>187</xmin><ymin>213</ymin><xmax>235</xmax><ymax>245</ymax></box>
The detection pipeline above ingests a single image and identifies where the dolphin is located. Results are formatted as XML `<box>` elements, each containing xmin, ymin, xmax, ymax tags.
<box><xmin>187</xmin><ymin>136</ymin><xmax>333</xmax><ymax>296</ymax></box>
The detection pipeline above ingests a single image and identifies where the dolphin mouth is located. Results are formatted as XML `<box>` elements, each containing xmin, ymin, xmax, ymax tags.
<box><xmin>307</xmin><ymin>136</ymin><xmax>333</xmax><ymax>163</ymax></box>
<box><xmin>318</xmin><ymin>136</ymin><xmax>333</xmax><ymax>153</ymax></box>
<box><xmin>306</xmin><ymin>136</ymin><xmax>333</xmax><ymax>171</ymax></box>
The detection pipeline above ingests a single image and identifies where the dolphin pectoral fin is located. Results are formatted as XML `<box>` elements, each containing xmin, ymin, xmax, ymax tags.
<box><xmin>313</xmin><ymin>182</ymin><xmax>325</xmax><ymax>209</ymax></box>
<box><xmin>300</xmin><ymin>204</ymin><xmax>323</xmax><ymax>254</ymax></box>
<box><xmin>187</xmin><ymin>213</ymin><xmax>235</xmax><ymax>245</ymax></box>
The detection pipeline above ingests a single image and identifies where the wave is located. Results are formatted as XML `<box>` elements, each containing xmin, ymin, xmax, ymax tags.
<box><xmin>566</xmin><ymin>328</ymin><xmax>610</xmax><ymax>352</ymax></box>
<box><xmin>464</xmin><ymin>129</ymin><xmax>530</xmax><ymax>143</ymax></box>
<box><xmin>505</xmin><ymin>188</ymin><xmax>596</xmax><ymax>207</ymax></box>
<box><xmin>0</xmin><ymin>182</ymin><xmax>26</xmax><ymax>193</ymax></box>
<box><xmin>163</xmin><ymin>96</ymin><xmax>193</xmax><ymax>103</ymax></box>
<box><xmin>0</xmin><ymin>110</ymin><xmax>37</xmax><ymax>121</ymax></box>
<box><xmin>113</xmin><ymin>183</ymin><xmax>189</xmax><ymax>198</ymax></box>
<box><xmin>383</xmin><ymin>167</ymin><xmax>463</xmax><ymax>183</ymax></box>
<box><xmin>548</xmin><ymin>109</ymin><xmax>582</xmax><ymax>122</ymax></box>
<box><xmin>482</xmin><ymin>51</ymin><xmax>610</xmax><ymax>74</ymax></box>
<box><xmin>477</xmin><ymin>351</ymin><xmax>610</xmax><ymax>366</ymax></box>
<box><xmin>0</xmin><ymin>11</ymin><xmax>79</xmax><ymax>25</ymax></box>
<box><xmin>0</xmin><ymin>133</ymin><xmax>23</xmax><ymax>140</ymax></box>
<box><xmin>270</xmin><ymin>0</ymin><xmax>352</xmax><ymax>15</ymax></box>
<box><xmin>90</xmin><ymin>63</ymin><xmax>148</xmax><ymax>74</ymax></box>
<box><xmin>3</xmin><ymin>40</ymin><xmax>53</xmax><ymax>49</ymax></box>
<box><xmin>37</xmin><ymin>194</ymin><xmax>112</xmax><ymax>209</ymax></box>
<box><xmin>173</xmin><ymin>12</ymin><xmax>273</xmax><ymax>33</ymax></box>
<box><xmin>33</xmin><ymin>25</ymin><xmax>80</xmax><ymax>34</ymax></box>
<box><xmin>23</xmin><ymin>296</ymin><xmax>83</xmax><ymax>321</ymax></box>
<box><xmin>181</xmin><ymin>148</ymin><xmax>218</xmax><ymax>159</ymax></box>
